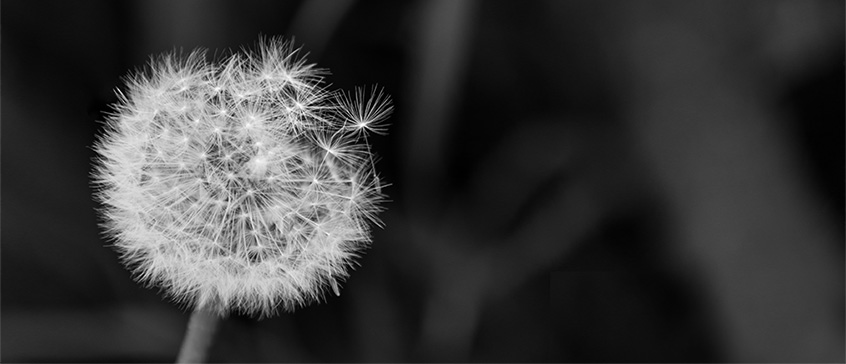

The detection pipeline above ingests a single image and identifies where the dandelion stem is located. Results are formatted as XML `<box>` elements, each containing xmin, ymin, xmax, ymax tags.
<box><xmin>176</xmin><ymin>305</ymin><xmax>220</xmax><ymax>363</ymax></box>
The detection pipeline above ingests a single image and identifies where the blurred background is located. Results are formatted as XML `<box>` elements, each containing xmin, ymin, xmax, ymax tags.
<box><xmin>2</xmin><ymin>0</ymin><xmax>843</xmax><ymax>362</ymax></box>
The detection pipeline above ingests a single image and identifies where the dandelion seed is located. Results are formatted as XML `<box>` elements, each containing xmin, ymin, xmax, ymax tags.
<box><xmin>340</xmin><ymin>86</ymin><xmax>393</xmax><ymax>137</ymax></box>
<box><xmin>330</xmin><ymin>278</ymin><xmax>341</xmax><ymax>297</ymax></box>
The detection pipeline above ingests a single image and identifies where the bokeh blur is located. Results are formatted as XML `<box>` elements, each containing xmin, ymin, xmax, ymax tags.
<box><xmin>2</xmin><ymin>0</ymin><xmax>843</xmax><ymax>362</ymax></box>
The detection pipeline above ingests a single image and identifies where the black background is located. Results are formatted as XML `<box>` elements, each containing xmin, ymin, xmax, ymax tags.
<box><xmin>2</xmin><ymin>0</ymin><xmax>844</xmax><ymax>362</ymax></box>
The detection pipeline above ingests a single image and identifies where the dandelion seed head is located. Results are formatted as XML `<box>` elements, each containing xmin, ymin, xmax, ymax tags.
<box><xmin>92</xmin><ymin>37</ymin><xmax>390</xmax><ymax>316</ymax></box>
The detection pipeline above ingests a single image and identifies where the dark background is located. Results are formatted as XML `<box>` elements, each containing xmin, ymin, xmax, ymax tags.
<box><xmin>2</xmin><ymin>0</ymin><xmax>844</xmax><ymax>362</ymax></box>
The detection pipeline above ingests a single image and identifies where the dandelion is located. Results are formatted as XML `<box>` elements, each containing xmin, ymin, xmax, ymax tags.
<box><xmin>92</xmin><ymin>37</ymin><xmax>390</xmax><ymax>356</ymax></box>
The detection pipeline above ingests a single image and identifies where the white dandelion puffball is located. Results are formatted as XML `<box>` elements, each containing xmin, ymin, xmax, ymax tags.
<box><xmin>93</xmin><ymin>38</ymin><xmax>391</xmax><ymax>315</ymax></box>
